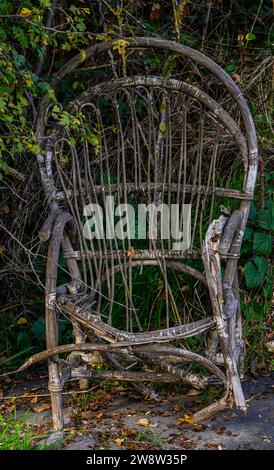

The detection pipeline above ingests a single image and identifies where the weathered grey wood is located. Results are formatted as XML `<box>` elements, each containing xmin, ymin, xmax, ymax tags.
<box><xmin>223</xmin><ymin>282</ymin><xmax>238</xmax><ymax>320</ymax></box>
<box><xmin>63</xmin><ymin>249</ymin><xmax>240</xmax><ymax>262</ymax></box>
<box><xmin>39</xmin><ymin>209</ymin><xmax>62</xmax><ymax>241</ymax></box>
<box><xmin>56</xmin><ymin>184</ymin><xmax>252</xmax><ymax>202</ymax></box>
<box><xmin>219</xmin><ymin>210</ymin><xmax>244</xmax><ymax>255</ymax></box>
<box><xmin>34</xmin><ymin>36</ymin><xmax>258</xmax><ymax>430</ymax></box>
<box><xmin>57</xmin><ymin>295</ymin><xmax>215</xmax><ymax>344</ymax></box>
<box><xmin>71</xmin><ymin>369</ymin><xmax>179</xmax><ymax>383</ymax></box>
<box><xmin>233</xmin><ymin>271</ymin><xmax>245</xmax><ymax>377</ymax></box>
<box><xmin>134</xmin><ymin>345</ymin><xmax>226</xmax><ymax>384</ymax></box>
<box><xmin>45</xmin><ymin>211</ymin><xmax>74</xmax><ymax>431</ymax></box>
<box><xmin>137</xmin><ymin>352</ymin><xmax>208</xmax><ymax>389</ymax></box>
<box><xmin>103</xmin><ymin>351</ymin><xmax>159</xmax><ymax>400</ymax></box>
<box><xmin>192</xmin><ymin>395</ymin><xmax>229</xmax><ymax>423</ymax></box>
<box><xmin>202</xmin><ymin>216</ymin><xmax>246</xmax><ymax>410</ymax></box>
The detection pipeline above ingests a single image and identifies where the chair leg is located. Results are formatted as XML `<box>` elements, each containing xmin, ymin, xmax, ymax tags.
<box><xmin>233</xmin><ymin>271</ymin><xmax>245</xmax><ymax>378</ymax></box>
<box><xmin>202</xmin><ymin>215</ymin><xmax>246</xmax><ymax>410</ymax></box>
<box><xmin>216</xmin><ymin>319</ymin><xmax>246</xmax><ymax>409</ymax></box>
<box><xmin>48</xmin><ymin>361</ymin><xmax>64</xmax><ymax>431</ymax></box>
<box><xmin>45</xmin><ymin>294</ymin><xmax>64</xmax><ymax>431</ymax></box>
<box><xmin>73</xmin><ymin>322</ymin><xmax>89</xmax><ymax>390</ymax></box>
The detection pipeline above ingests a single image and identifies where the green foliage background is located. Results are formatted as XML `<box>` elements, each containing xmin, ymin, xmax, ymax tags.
<box><xmin>0</xmin><ymin>0</ymin><xmax>273</xmax><ymax>372</ymax></box>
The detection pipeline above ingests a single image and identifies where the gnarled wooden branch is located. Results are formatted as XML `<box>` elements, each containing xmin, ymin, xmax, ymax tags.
<box><xmin>137</xmin><ymin>352</ymin><xmax>208</xmax><ymax>390</ymax></box>
<box><xmin>219</xmin><ymin>210</ymin><xmax>244</xmax><ymax>255</ymax></box>
<box><xmin>57</xmin><ymin>295</ymin><xmax>215</xmax><ymax>345</ymax></box>
<box><xmin>134</xmin><ymin>345</ymin><xmax>226</xmax><ymax>384</ymax></box>
<box><xmin>223</xmin><ymin>282</ymin><xmax>238</xmax><ymax>320</ymax></box>
<box><xmin>192</xmin><ymin>395</ymin><xmax>230</xmax><ymax>423</ymax></box>
<box><xmin>4</xmin><ymin>165</ymin><xmax>26</xmax><ymax>182</ymax></box>
<box><xmin>71</xmin><ymin>369</ymin><xmax>179</xmax><ymax>383</ymax></box>
<box><xmin>202</xmin><ymin>215</ymin><xmax>246</xmax><ymax>410</ymax></box>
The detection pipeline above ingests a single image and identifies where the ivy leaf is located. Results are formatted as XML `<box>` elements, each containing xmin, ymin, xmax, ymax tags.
<box><xmin>258</xmin><ymin>207</ymin><xmax>274</xmax><ymax>231</ymax></box>
<box><xmin>248</xmin><ymin>202</ymin><xmax>257</xmax><ymax>223</ymax></box>
<box><xmin>17</xmin><ymin>331</ymin><xmax>32</xmax><ymax>350</ymax></box>
<box><xmin>243</xmin><ymin>226</ymin><xmax>253</xmax><ymax>241</ymax></box>
<box><xmin>32</xmin><ymin>317</ymin><xmax>46</xmax><ymax>342</ymax></box>
<box><xmin>225</xmin><ymin>63</ymin><xmax>237</xmax><ymax>74</ymax></box>
<box><xmin>241</xmin><ymin>300</ymin><xmax>262</xmax><ymax>321</ymax></box>
<box><xmin>244</xmin><ymin>256</ymin><xmax>268</xmax><ymax>288</ymax></box>
<box><xmin>245</xmin><ymin>32</ymin><xmax>256</xmax><ymax>41</ymax></box>
<box><xmin>59</xmin><ymin>112</ymin><xmax>71</xmax><ymax>127</ymax></box>
<box><xmin>253</xmin><ymin>232</ymin><xmax>272</xmax><ymax>255</ymax></box>
<box><xmin>39</xmin><ymin>0</ymin><xmax>52</xmax><ymax>7</ymax></box>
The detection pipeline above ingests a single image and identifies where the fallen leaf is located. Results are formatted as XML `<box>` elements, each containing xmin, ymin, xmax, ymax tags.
<box><xmin>95</xmin><ymin>412</ymin><xmax>104</xmax><ymax>419</ymax></box>
<box><xmin>215</xmin><ymin>426</ymin><xmax>225</xmax><ymax>435</ymax></box>
<box><xmin>121</xmin><ymin>428</ymin><xmax>136</xmax><ymax>437</ymax></box>
<box><xmin>185</xmin><ymin>441</ymin><xmax>197</xmax><ymax>449</ymax></box>
<box><xmin>136</xmin><ymin>418</ymin><xmax>150</xmax><ymax>427</ymax></box>
<box><xmin>33</xmin><ymin>403</ymin><xmax>50</xmax><ymax>413</ymax></box>
<box><xmin>177</xmin><ymin>413</ymin><xmax>195</xmax><ymax>425</ymax></box>
<box><xmin>81</xmin><ymin>410</ymin><xmax>94</xmax><ymax>419</ymax></box>
<box><xmin>187</xmin><ymin>389</ymin><xmax>201</xmax><ymax>397</ymax></box>
<box><xmin>114</xmin><ymin>438</ymin><xmax>124</xmax><ymax>446</ymax></box>
<box><xmin>30</xmin><ymin>396</ymin><xmax>38</xmax><ymax>404</ymax></box>
<box><xmin>207</xmin><ymin>440</ymin><xmax>219</xmax><ymax>448</ymax></box>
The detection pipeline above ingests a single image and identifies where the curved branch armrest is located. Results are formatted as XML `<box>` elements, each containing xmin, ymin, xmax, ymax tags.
<box><xmin>39</xmin><ymin>209</ymin><xmax>62</xmax><ymax>241</ymax></box>
<box><xmin>219</xmin><ymin>210</ymin><xmax>244</xmax><ymax>255</ymax></box>
<box><xmin>45</xmin><ymin>211</ymin><xmax>74</xmax><ymax>311</ymax></box>
<box><xmin>39</xmin><ymin>209</ymin><xmax>76</xmax><ymax>242</ymax></box>
<box><xmin>223</xmin><ymin>282</ymin><xmax>238</xmax><ymax>320</ymax></box>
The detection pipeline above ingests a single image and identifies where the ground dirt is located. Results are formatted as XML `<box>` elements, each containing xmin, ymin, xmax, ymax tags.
<box><xmin>1</xmin><ymin>372</ymin><xmax>273</xmax><ymax>450</ymax></box>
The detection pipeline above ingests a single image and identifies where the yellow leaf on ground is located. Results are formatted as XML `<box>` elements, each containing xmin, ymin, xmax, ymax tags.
<box><xmin>136</xmin><ymin>418</ymin><xmax>150</xmax><ymax>427</ymax></box>
<box><xmin>177</xmin><ymin>413</ymin><xmax>195</xmax><ymax>425</ymax></box>
<box><xmin>114</xmin><ymin>438</ymin><xmax>124</xmax><ymax>446</ymax></box>
<box><xmin>186</xmin><ymin>389</ymin><xmax>201</xmax><ymax>397</ymax></box>
<box><xmin>33</xmin><ymin>403</ymin><xmax>50</xmax><ymax>413</ymax></box>
<box><xmin>17</xmin><ymin>317</ymin><xmax>28</xmax><ymax>325</ymax></box>
<box><xmin>30</xmin><ymin>396</ymin><xmax>38</xmax><ymax>404</ymax></box>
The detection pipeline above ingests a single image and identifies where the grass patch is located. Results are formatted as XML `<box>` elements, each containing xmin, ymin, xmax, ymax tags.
<box><xmin>0</xmin><ymin>412</ymin><xmax>54</xmax><ymax>450</ymax></box>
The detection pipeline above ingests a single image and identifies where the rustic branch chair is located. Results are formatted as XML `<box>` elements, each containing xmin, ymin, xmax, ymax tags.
<box><xmin>35</xmin><ymin>38</ymin><xmax>258</xmax><ymax>431</ymax></box>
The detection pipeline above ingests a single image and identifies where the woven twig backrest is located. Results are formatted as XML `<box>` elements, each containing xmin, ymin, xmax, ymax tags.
<box><xmin>39</xmin><ymin>38</ymin><xmax>258</xmax><ymax>330</ymax></box>
<box><xmin>52</xmin><ymin>77</ymin><xmax>248</xmax><ymax>250</ymax></box>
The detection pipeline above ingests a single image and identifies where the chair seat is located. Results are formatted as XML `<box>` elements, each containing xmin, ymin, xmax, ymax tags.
<box><xmin>57</xmin><ymin>293</ymin><xmax>216</xmax><ymax>346</ymax></box>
